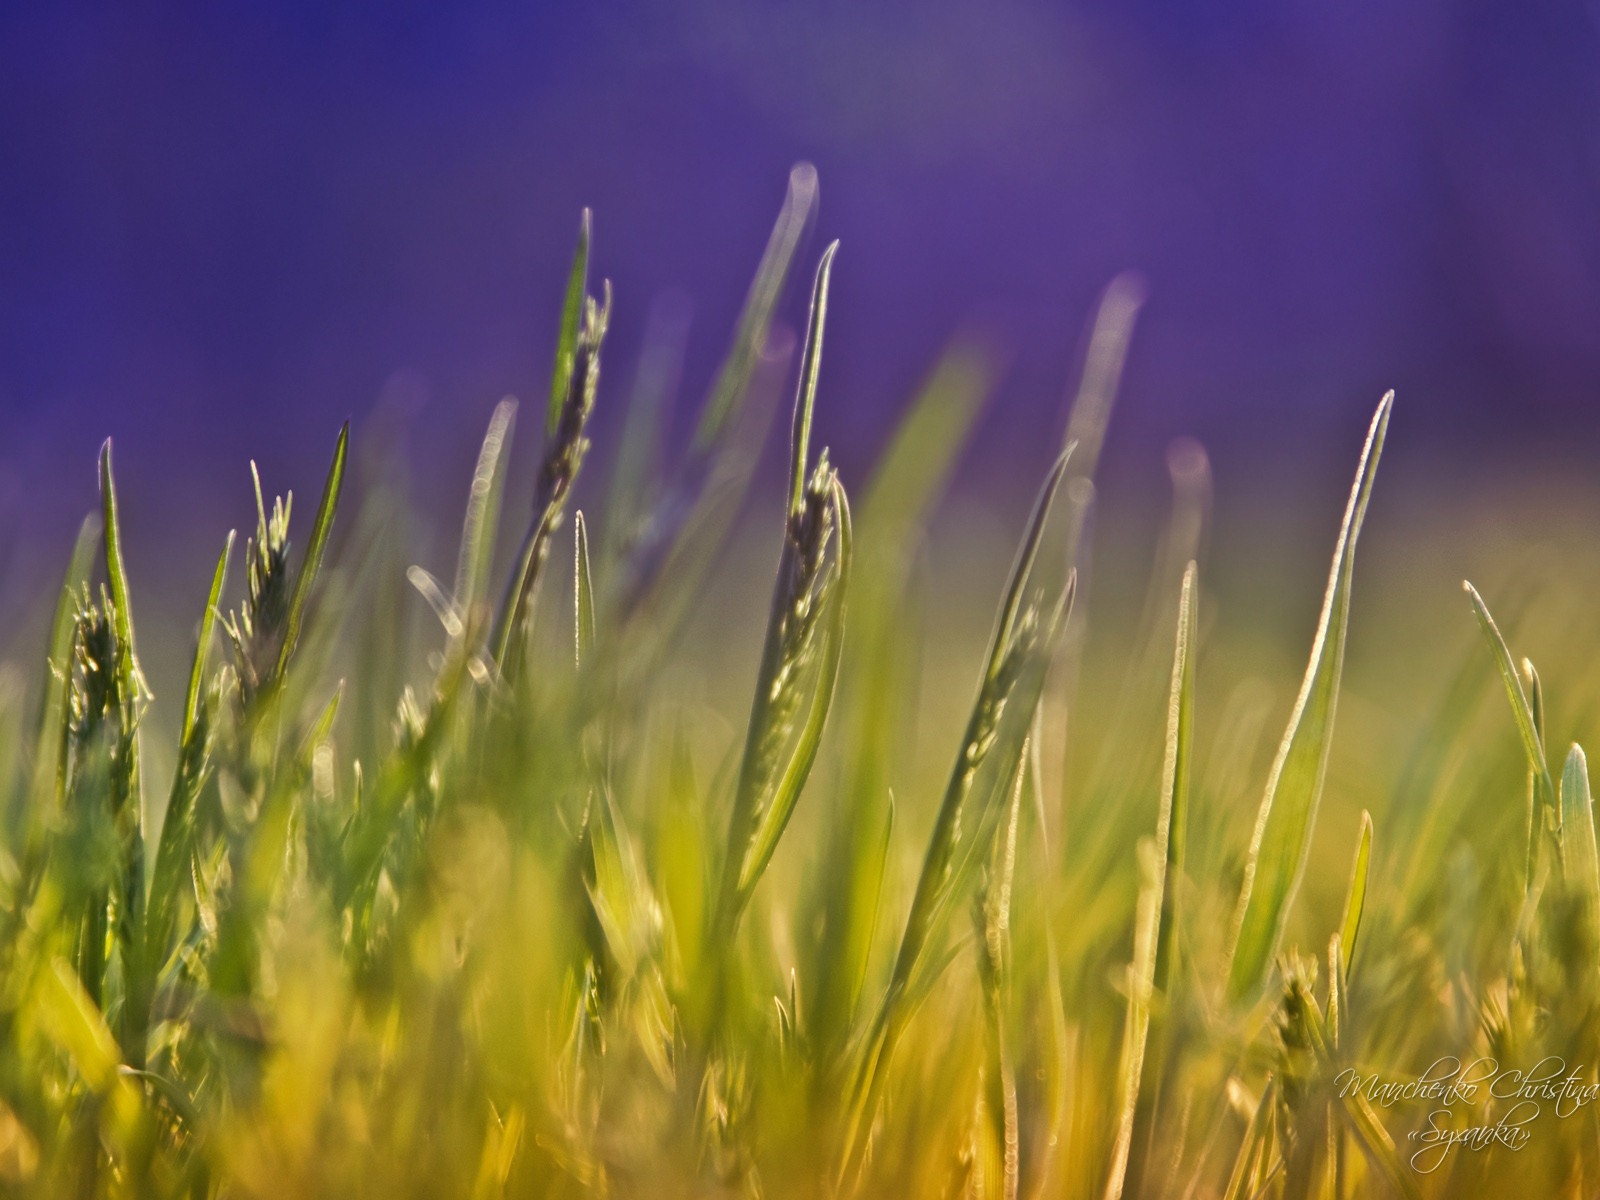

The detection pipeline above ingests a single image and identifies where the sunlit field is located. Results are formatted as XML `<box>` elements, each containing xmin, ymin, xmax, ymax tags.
<box><xmin>3</xmin><ymin>169</ymin><xmax>1599</xmax><ymax>1198</ymax></box>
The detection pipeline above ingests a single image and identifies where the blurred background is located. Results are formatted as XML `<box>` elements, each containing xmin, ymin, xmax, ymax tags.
<box><xmin>2</xmin><ymin>0</ymin><xmax>1599</xmax><ymax>679</ymax></box>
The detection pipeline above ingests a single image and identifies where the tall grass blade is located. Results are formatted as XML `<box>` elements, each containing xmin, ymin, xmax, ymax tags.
<box><xmin>1114</xmin><ymin>560</ymin><xmax>1198</xmax><ymax>1200</ymax></box>
<box><xmin>1225</xmin><ymin>392</ymin><xmax>1392</xmax><ymax>1005</ymax></box>
<box><xmin>273</xmin><ymin>422</ymin><xmax>349</xmax><ymax>686</ymax></box>
<box><xmin>1104</xmin><ymin>838</ymin><xmax>1162</xmax><ymax>1200</ymax></box>
<box><xmin>547</xmin><ymin>209</ymin><xmax>592</xmax><ymax>436</ymax></box>
<box><xmin>842</xmin><ymin>452</ymin><xmax>1077</xmax><ymax>1188</ymax></box>
<box><xmin>182</xmin><ymin>530</ymin><xmax>234</xmax><ymax>748</ymax></box>
<box><xmin>98</xmin><ymin>441</ymin><xmax>150</xmax><ymax>707</ymax></box>
<box><xmin>1154</xmin><ymin>560</ymin><xmax>1197</xmax><ymax>996</ymax></box>
<box><xmin>714</xmin><ymin>242</ymin><xmax>847</xmax><ymax>932</ymax></box>
<box><xmin>148</xmin><ymin>530</ymin><xmax>233</xmax><ymax>979</ymax></box>
<box><xmin>574</xmin><ymin>511</ymin><xmax>595</xmax><ymax>669</ymax></box>
<box><xmin>1338</xmin><ymin>811</ymin><xmax>1372</xmax><ymax>978</ymax></box>
<box><xmin>454</xmin><ymin>398</ymin><xmax>517</xmax><ymax>623</ymax></box>
<box><xmin>1463</xmin><ymin>581</ymin><xmax>1558</xmax><ymax>854</ymax></box>
<box><xmin>695</xmin><ymin>163</ymin><xmax>818</xmax><ymax>451</ymax></box>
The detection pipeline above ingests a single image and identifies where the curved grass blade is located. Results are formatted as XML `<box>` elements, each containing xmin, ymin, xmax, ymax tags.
<box><xmin>1338</xmin><ymin>811</ymin><xmax>1372</xmax><ymax>979</ymax></box>
<box><xmin>1226</xmin><ymin>392</ymin><xmax>1392</xmax><ymax>1005</ymax></box>
<box><xmin>274</xmin><ymin>422</ymin><xmax>349</xmax><ymax>685</ymax></box>
<box><xmin>1463</xmin><ymin>581</ymin><xmax>1557</xmax><ymax>854</ymax></box>
<box><xmin>547</xmin><ymin>209</ymin><xmax>592</xmax><ymax>436</ymax></box>
<box><xmin>454</xmin><ymin>398</ymin><xmax>518</xmax><ymax>623</ymax></box>
<box><xmin>694</xmin><ymin>162</ymin><xmax>818</xmax><ymax>451</ymax></box>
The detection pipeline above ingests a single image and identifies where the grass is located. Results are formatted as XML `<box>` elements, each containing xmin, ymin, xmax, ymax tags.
<box><xmin>0</xmin><ymin>168</ymin><xmax>1597</xmax><ymax>1197</ymax></box>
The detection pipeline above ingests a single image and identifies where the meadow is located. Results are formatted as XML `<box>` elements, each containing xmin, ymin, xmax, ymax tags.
<box><xmin>0</xmin><ymin>166</ymin><xmax>1596</xmax><ymax>1197</ymax></box>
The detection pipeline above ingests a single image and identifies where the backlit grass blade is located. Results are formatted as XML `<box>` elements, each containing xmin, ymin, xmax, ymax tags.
<box><xmin>694</xmin><ymin>162</ymin><xmax>818</xmax><ymax>451</ymax></box>
<box><xmin>454</xmin><ymin>398</ymin><xmax>517</xmax><ymax>623</ymax></box>
<box><xmin>98</xmin><ymin>440</ymin><xmax>151</xmax><ymax>706</ymax></box>
<box><xmin>148</xmin><ymin>530</ymin><xmax>234</xmax><ymax>976</ymax></box>
<box><xmin>274</xmin><ymin>422</ymin><xmax>349</xmax><ymax>685</ymax></box>
<box><xmin>1062</xmin><ymin>271</ymin><xmax>1146</xmax><ymax>486</ymax></box>
<box><xmin>714</xmin><ymin>242</ymin><xmax>846</xmax><ymax>934</ymax></box>
<box><xmin>842</xmin><ymin>455</ymin><xmax>1077</xmax><ymax>1188</ymax></box>
<box><xmin>182</xmin><ymin>529</ymin><xmax>234</xmax><ymax>747</ymax></box>
<box><xmin>890</xmin><ymin>453</ymin><xmax>1073</xmax><ymax>995</ymax></box>
<box><xmin>806</xmin><ymin>343</ymin><xmax>991</xmax><ymax>1071</ymax></box>
<box><xmin>1104</xmin><ymin>838</ymin><xmax>1162</xmax><ymax>1200</ymax></box>
<box><xmin>1338</xmin><ymin>811</ymin><xmax>1372</xmax><ymax>978</ymax></box>
<box><xmin>1561</xmin><ymin>744</ymin><xmax>1599</xmax><ymax>942</ymax></box>
<box><xmin>1153</xmin><ymin>560</ymin><xmax>1196</xmax><ymax>996</ymax></box>
<box><xmin>574</xmin><ymin>511</ymin><xmax>595</xmax><ymax>670</ymax></box>
<box><xmin>1463</xmin><ymin>581</ymin><xmax>1557</xmax><ymax>850</ymax></box>
<box><xmin>786</xmin><ymin>241</ymin><xmax>838</xmax><ymax>517</ymax></box>
<box><xmin>1226</xmin><ymin>392</ymin><xmax>1392</xmax><ymax>1005</ymax></box>
<box><xmin>547</xmin><ymin>209</ymin><xmax>592</xmax><ymax>436</ymax></box>
<box><xmin>1112</xmin><ymin>560</ymin><xmax>1197</xmax><ymax>1200</ymax></box>
<box><xmin>974</xmin><ymin>756</ymin><xmax>1022</xmax><ymax>1200</ymax></box>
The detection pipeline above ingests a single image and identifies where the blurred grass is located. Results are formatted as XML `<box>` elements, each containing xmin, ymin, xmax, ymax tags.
<box><xmin>0</xmin><ymin>174</ymin><xmax>1598</xmax><ymax>1198</ymax></box>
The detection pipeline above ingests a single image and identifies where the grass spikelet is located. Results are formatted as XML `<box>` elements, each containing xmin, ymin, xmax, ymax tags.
<box><xmin>712</xmin><ymin>241</ymin><xmax>850</xmax><ymax>938</ymax></box>
<box><xmin>1226</xmin><ymin>392</ymin><xmax>1392</xmax><ymax>1005</ymax></box>
<box><xmin>495</xmin><ymin>216</ymin><xmax>612</xmax><ymax>676</ymax></box>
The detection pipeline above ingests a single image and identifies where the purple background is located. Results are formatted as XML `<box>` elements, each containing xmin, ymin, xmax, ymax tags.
<box><xmin>2</xmin><ymin>2</ymin><xmax>1599</xmax><ymax>601</ymax></box>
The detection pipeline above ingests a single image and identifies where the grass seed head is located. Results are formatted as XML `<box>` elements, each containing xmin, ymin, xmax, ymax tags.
<box><xmin>225</xmin><ymin>465</ymin><xmax>294</xmax><ymax>708</ymax></box>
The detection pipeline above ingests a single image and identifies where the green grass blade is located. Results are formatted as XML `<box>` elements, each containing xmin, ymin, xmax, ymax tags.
<box><xmin>1062</xmin><ymin>271</ymin><xmax>1146</xmax><ymax>484</ymax></box>
<box><xmin>574</xmin><ymin>510</ymin><xmax>595</xmax><ymax>670</ymax></box>
<box><xmin>274</xmin><ymin>422</ymin><xmax>350</xmax><ymax>685</ymax></box>
<box><xmin>182</xmin><ymin>529</ymin><xmax>234</xmax><ymax>747</ymax></box>
<box><xmin>694</xmin><ymin>162</ymin><xmax>818</xmax><ymax>451</ymax></box>
<box><xmin>547</xmin><ymin>209</ymin><xmax>592</xmax><ymax>436</ymax></box>
<box><xmin>1112</xmin><ymin>561</ymin><xmax>1197</xmax><ymax>1200</ymax></box>
<box><xmin>1561</xmin><ymin>744</ymin><xmax>1599</xmax><ymax>940</ymax></box>
<box><xmin>1338</xmin><ymin>810</ymin><xmax>1372</xmax><ymax>978</ymax></box>
<box><xmin>1104</xmin><ymin>836</ymin><xmax>1162</xmax><ymax>1200</ymax></box>
<box><xmin>145</xmin><ymin>530</ymin><xmax>236</xmax><ymax>985</ymax></box>
<box><xmin>98</xmin><ymin>440</ymin><xmax>151</xmax><ymax>704</ymax></box>
<box><xmin>454</xmin><ymin>398</ymin><xmax>518</xmax><ymax>622</ymax></box>
<box><xmin>860</xmin><ymin>343</ymin><xmax>992</xmax><ymax>536</ymax></box>
<box><xmin>1343</xmin><ymin>1092</ymin><xmax>1422</xmax><ymax>1200</ymax></box>
<box><xmin>976</xmin><ymin>448</ymin><xmax>1073</xmax><ymax>695</ymax></box>
<box><xmin>788</xmin><ymin>240</ymin><xmax>839</xmax><ymax>517</ymax></box>
<box><xmin>1463</xmin><ymin>581</ymin><xmax>1557</xmax><ymax>844</ymax></box>
<box><xmin>893</xmin><ymin>453</ymin><xmax>1074</xmax><ymax>994</ymax></box>
<box><xmin>1226</xmin><ymin>391</ymin><xmax>1392</xmax><ymax>1005</ymax></box>
<box><xmin>1153</xmin><ymin>560</ymin><xmax>1197</xmax><ymax>996</ymax></box>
